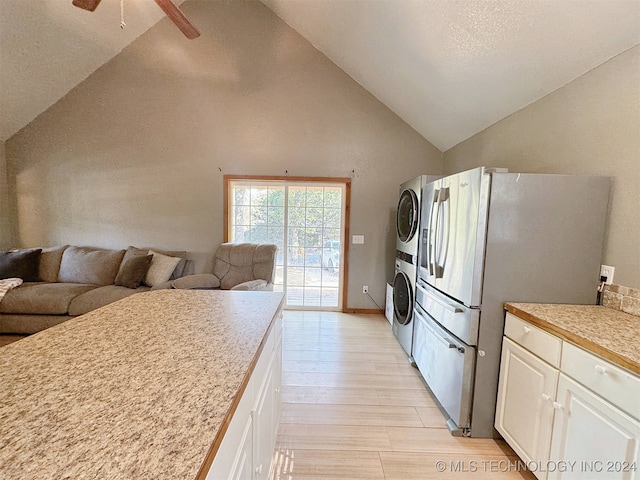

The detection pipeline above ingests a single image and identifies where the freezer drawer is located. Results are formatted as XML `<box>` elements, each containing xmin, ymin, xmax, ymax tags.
<box><xmin>416</xmin><ymin>280</ymin><xmax>479</xmax><ymax>346</ymax></box>
<box><xmin>413</xmin><ymin>303</ymin><xmax>475</xmax><ymax>432</ymax></box>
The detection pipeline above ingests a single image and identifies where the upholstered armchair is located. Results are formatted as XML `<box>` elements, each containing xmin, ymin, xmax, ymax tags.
<box><xmin>172</xmin><ymin>243</ymin><xmax>277</xmax><ymax>291</ymax></box>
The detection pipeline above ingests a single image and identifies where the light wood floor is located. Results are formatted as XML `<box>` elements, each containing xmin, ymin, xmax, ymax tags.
<box><xmin>271</xmin><ymin>310</ymin><xmax>535</xmax><ymax>480</ymax></box>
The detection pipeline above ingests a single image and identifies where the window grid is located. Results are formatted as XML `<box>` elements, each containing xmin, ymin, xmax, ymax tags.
<box><xmin>229</xmin><ymin>181</ymin><xmax>344</xmax><ymax>310</ymax></box>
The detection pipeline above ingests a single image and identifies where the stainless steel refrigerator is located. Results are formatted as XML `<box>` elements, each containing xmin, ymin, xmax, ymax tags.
<box><xmin>412</xmin><ymin>167</ymin><xmax>610</xmax><ymax>438</ymax></box>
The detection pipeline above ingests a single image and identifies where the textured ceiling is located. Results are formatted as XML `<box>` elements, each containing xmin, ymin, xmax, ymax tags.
<box><xmin>262</xmin><ymin>0</ymin><xmax>640</xmax><ymax>150</ymax></box>
<box><xmin>0</xmin><ymin>0</ymin><xmax>185</xmax><ymax>142</ymax></box>
<box><xmin>1</xmin><ymin>0</ymin><xmax>639</xmax><ymax>149</ymax></box>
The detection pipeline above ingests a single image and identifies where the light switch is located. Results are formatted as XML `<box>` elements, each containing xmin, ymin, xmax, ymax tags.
<box><xmin>352</xmin><ymin>235</ymin><xmax>365</xmax><ymax>244</ymax></box>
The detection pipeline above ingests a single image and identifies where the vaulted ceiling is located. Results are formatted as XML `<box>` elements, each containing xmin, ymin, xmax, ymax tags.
<box><xmin>1</xmin><ymin>0</ymin><xmax>639</xmax><ymax>150</ymax></box>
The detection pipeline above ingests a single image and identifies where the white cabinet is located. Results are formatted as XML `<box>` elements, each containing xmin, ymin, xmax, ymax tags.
<box><xmin>229</xmin><ymin>414</ymin><xmax>253</xmax><ymax>480</ymax></box>
<box><xmin>207</xmin><ymin>314</ymin><xmax>283</xmax><ymax>480</ymax></box>
<box><xmin>549</xmin><ymin>374</ymin><xmax>640</xmax><ymax>480</ymax></box>
<box><xmin>497</xmin><ymin>312</ymin><xmax>640</xmax><ymax>480</ymax></box>
<box><xmin>253</xmin><ymin>324</ymin><xmax>282</xmax><ymax>480</ymax></box>
<box><xmin>495</xmin><ymin>337</ymin><xmax>558</xmax><ymax>479</ymax></box>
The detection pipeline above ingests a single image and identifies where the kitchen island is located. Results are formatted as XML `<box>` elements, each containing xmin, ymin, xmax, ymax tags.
<box><xmin>0</xmin><ymin>289</ymin><xmax>284</xmax><ymax>480</ymax></box>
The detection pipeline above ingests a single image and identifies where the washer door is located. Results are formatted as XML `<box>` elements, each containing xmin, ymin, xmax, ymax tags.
<box><xmin>393</xmin><ymin>270</ymin><xmax>414</xmax><ymax>325</ymax></box>
<box><xmin>397</xmin><ymin>189</ymin><xmax>419</xmax><ymax>243</ymax></box>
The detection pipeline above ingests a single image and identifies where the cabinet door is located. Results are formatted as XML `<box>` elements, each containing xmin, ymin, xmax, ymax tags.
<box><xmin>229</xmin><ymin>414</ymin><xmax>254</xmax><ymax>480</ymax></box>
<box><xmin>549</xmin><ymin>374</ymin><xmax>640</xmax><ymax>480</ymax></box>
<box><xmin>253</xmin><ymin>354</ymin><xmax>276</xmax><ymax>480</ymax></box>
<box><xmin>495</xmin><ymin>337</ymin><xmax>558</xmax><ymax>480</ymax></box>
<box><xmin>272</xmin><ymin>330</ymin><xmax>283</xmax><ymax>445</ymax></box>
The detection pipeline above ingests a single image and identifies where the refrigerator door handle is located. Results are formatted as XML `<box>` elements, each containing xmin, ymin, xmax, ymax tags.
<box><xmin>433</xmin><ymin>190</ymin><xmax>444</xmax><ymax>278</ymax></box>
<box><xmin>428</xmin><ymin>188</ymin><xmax>440</xmax><ymax>277</ymax></box>
<box><xmin>437</xmin><ymin>187</ymin><xmax>451</xmax><ymax>277</ymax></box>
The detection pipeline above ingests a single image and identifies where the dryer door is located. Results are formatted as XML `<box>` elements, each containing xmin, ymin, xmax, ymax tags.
<box><xmin>397</xmin><ymin>188</ymin><xmax>419</xmax><ymax>243</ymax></box>
<box><xmin>393</xmin><ymin>270</ymin><xmax>414</xmax><ymax>325</ymax></box>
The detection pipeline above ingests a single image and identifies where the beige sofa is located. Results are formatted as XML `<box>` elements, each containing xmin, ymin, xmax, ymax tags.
<box><xmin>173</xmin><ymin>243</ymin><xmax>277</xmax><ymax>292</ymax></box>
<box><xmin>0</xmin><ymin>245</ymin><xmax>190</xmax><ymax>334</ymax></box>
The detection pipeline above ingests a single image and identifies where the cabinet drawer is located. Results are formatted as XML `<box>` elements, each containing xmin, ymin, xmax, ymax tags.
<box><xmin>505</xmin><ymin>313</ymin><xmax>562</xmax><ymax>367</ymax></box>
<box><xmin>562</xmin><ymin>342</ymin><xmax>640</xmax><ymax>420</ymax></box>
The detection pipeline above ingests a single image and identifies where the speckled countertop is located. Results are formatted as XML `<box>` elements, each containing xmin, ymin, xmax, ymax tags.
<box><xmin>0</xmin><ymin>289</ymin><xmax>284</xmax><ymax>480</ymax></box>
<box><xmin>505</xmin><ymin>303</ymin><xmax>639</xmax><ymax>375</ymax></box>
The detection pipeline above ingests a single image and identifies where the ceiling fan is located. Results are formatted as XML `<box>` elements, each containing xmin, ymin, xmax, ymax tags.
<box><xmin>72</xmin><ymin>0</ymin><xmax>200</xmax><ymax>39</ymax></box>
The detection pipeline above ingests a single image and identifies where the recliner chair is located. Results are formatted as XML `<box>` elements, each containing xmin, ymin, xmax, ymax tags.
<box><xmin>172</xmin><ymin>243</ymin><xmax>277</xmax><ymax>291</ymax></box>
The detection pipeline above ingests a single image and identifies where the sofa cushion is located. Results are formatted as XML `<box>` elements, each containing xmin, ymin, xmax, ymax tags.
<box><xmin>0</xmin><ymin>283</ymin><xmax>98</xmax><ymax>315</ymax></box>
<box><xmin>170</xmin><ymin>257</ymin><xmax>187</xmax><ymax>279</ymax></box>
<box><xmin>214</xmin><ymin>243</ymin><xmax>277</xmax><ymax>290</ymax></box>
<box><xmin>115</xmin><ymin>255</ymin><xmax>153</xmax><ymax>289</ymax></box>
<box><xmin>39</xmin><ymin>246</ymin><xmax>68</xmax><ymax>282</ymax></box>
<box><xmin>231</xmin><ymin>279</ymin><xmax>270</xmax><ymax>291</ymax></box>
<box><xmin>252</xmin><ymin>244</ymin><xmax>278</xmax><ymax>282</ymax></box>
<box><xmin>144</xmin><ymin>250</ymin><xmax>182</xmax><ymax>287</ymax></box>
<box><xmin>0</xmin><ymin>249</ymin><xmax>43</xmax><ymax>281</ymax></box>
<box><xmin>150</xmin><ymin>280</ymin><xmax>182</xmax><ymax>290</ymax></box>
<box><xmin>0</xmin><ymin>314</ymin><xmax>75</xmax><ymax>335</ymax></box>
<box><xmin>68</xmin><ymin>285</ymin><xmax>151</xmax><ymax>316</ymax></box>
<box><xmin>58</xmin><ymin>246</ymin><xmax>125</xmax><ymax>285</ymax></box>
<box><xmin>172</xmin><ymin>273</ymin><xmax>220</xmax><ymax>290</ymax></box>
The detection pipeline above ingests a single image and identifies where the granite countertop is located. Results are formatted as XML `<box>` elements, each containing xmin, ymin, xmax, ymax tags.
<box><xmin>505</xmin><ymin>302</ymin><xmax>640</xmax><ymax>375</ymax></box>
<box><xmin>0</xmin><ymin>289</ymin><xmax>284</xmax><ymax>480</ymax></box>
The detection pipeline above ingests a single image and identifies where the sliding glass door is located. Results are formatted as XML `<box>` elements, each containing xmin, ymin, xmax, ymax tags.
<box><xmin>226</xmin><ymin>178</ymin><xmax>348</xmax><ymax>310</ymax></box>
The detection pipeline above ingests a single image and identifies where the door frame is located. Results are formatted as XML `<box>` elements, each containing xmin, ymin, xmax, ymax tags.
<box><xmin>224</xmin><ymin>175</ymin><xmax>352</xmax><ymax>312</ymax></box>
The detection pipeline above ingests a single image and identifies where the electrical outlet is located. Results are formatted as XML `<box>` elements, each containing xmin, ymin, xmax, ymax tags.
<box><xmin>363</xmin><ymin>285</ymin><xmax>369</xmax><ymax>294</ymax></box>
<box><xmin>600</xmin><ymin>265</ymin><xmax>615</xmax><ymax>285</ymax></box>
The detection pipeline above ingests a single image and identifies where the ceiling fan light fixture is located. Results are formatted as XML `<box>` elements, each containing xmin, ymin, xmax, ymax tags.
<box><xmin>72</xmin><ymin>0</ymin><xmax>102</xmax><ymax>12</ymax></box>
<box><xmin>153</xmin><ymin>0</ymin><xmax>200</xmax><ymax>40</ymax></box>
<box><xmin>71</xmin><ymin>0</ymin><xmax>200</xmax><ymax>40</ymax></box>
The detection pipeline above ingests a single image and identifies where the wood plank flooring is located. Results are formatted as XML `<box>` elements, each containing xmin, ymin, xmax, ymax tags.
<box><xmin>271</xmin><ymin>310</ymin><xmax>535</xmax><ymax>480</ymax></box>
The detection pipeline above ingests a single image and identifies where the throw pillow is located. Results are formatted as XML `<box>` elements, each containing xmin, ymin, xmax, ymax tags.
<box><xmin>115</xmin><ymin>255</ymin><xmax>153</xmax><ymax>289</ymax></box>
<box><xmin>144</xmin><ymin>250</ymin><xmax>182</xmax><ymax>287</ymax></box>
<box><xmin>0</xmin><ymin>249</ymin><xmax>42</xmax><ymax>281</ymax></box>
<box><xmin>119</xmin><ymin>246</ymin><xmax>150</xmax><ymax>266</ymax></box>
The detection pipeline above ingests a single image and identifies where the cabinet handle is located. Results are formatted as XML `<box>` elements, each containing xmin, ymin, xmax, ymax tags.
<box><xmin>523</xmin><ymin>326</ymin><xmax>530</xmax><ymax>334</ymax></box>
<box><xmin>552</xmin><ymin>401</ymin><xmax>563</xmax><ymax>410</ymax></box>
<box><xmin>255</xmin><ymin>464</ymin><xmax>263</xmax><ymax>474</ymax></box>
<box><xmin>275</xmin><ymin>387</ymin><xmax>281</xmax><ymax>393</ymax></box>
<box><xmin>595</xmin><ymin>365</ymin><xmax>607</xmax><ymax>374</ymax></box>
<box><xmin>541</xmin><ymin>393</ymin><xmax>551</xmax><ymax>402</ymax></box>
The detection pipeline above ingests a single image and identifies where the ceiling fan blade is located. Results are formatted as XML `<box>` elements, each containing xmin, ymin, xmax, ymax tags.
<box><xmin>72</xmin><ymin>0</ymin><xmax>102</xmax><ymax>12</ymax></box>
<box><xmin>153</xmin><ymin>0</ymin><xmax>200</xmax><ymax>39</ymax></box>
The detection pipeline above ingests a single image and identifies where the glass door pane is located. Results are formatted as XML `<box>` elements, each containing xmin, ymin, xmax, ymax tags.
<box><xmin>229</xmin><ymin>180</ymin><xmax>344</xmax><ymax>310</ymax></box>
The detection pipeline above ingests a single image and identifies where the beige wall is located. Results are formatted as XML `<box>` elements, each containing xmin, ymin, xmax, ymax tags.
<box><xmin>5</xmin><ymin>0</ymin><xmax>442</xmax><ymax>309</ymax></box>
<box><xmin>0</xmin><ymin>140</ymin><xmax>15</xmax><ymax>248</ymax></box>
<box><xmin>443</xmin><ymin>45</ymin><xmax>640</xmax><ymax>289</ymax></box>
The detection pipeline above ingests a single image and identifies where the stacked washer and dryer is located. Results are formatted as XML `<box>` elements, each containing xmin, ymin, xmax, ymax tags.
<box><xmin>392</xmin><ymin>175</ymin><xmax>439</xmax><ymax>360</ymax></box>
